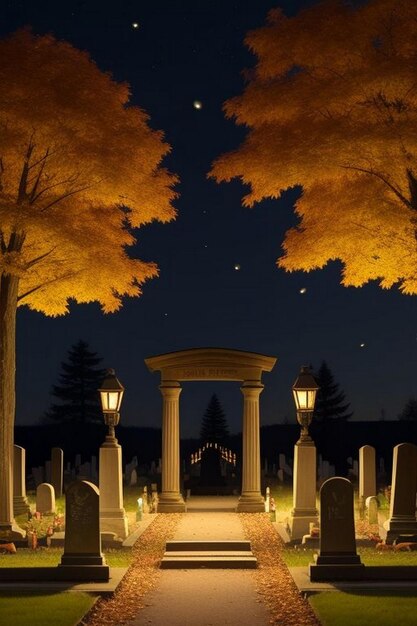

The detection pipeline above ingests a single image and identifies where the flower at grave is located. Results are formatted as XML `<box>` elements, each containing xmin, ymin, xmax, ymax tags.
<box><xmin>52</xmin><ymin>514</ymin><xmax>65</xmax><ymax>533</ymax></box>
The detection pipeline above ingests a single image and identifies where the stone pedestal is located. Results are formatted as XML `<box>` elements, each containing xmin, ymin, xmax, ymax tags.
<box><xmin>158</xmin><ymin>383</ymin><xmax>186</xmax><ymax>512</ymax></box>
<box><xmin>290</xmin><ymin>443</ymin><xmax>318</xmax><ymax>539</ymax></box>
<box><xmin>99</xmin><ymin>443</ymin><xmax>128</xmax><ymax>539</ymax></box>
<box><xmin>13</xmin><ymin>445</ymin><xmax>30</xmax><ymax>515</ymax></box>
<box><xmin>237</xmin><ymin>382</ymin><xmax>264</xmax><ymax>512</ymax></box>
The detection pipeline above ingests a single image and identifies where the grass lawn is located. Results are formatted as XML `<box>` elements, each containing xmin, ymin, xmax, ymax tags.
<box><xmin>0</xmin><ymin>547</ymin><xmax>133</xmax><ymax>568</ymax></box>
<box><xmin>282</xmin><ymin>546</ymin><xmax>417</xmax><ymax>567</ymax></box>
<box><xmin>0</xmin><ymin>591</ymin><xmax>96</xmax><ymax>626</ymax></box>
<box><xmin>310</xmin><ymin>591</ymin><xmax>417</xmax><ymax>626</ymax></box>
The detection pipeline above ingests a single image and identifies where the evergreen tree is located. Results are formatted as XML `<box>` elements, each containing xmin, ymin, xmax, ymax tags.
<box><xmin>398</xmin><ymin>397</ymin><xmax>417</xmax><ymax>421</ymax></box>
<box><xmin>45</xmin><ymin>340</ymin><xmax>106</xmax><ymax>424</ymax></box>
<box><xmin>313</xmin><ymin>361</ymin><xmax>353</xmax><ymax>423</ymax></box>
<box><xmin>200</xmin><ymin>394</ymin><xmax>230</xmax><ymax>444</ymax></box>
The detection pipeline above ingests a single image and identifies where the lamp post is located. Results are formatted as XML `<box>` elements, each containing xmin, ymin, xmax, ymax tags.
<box><xmin>98</xmin><ymin>368</ymin><xmax>128</xmax><ymax>539</ymax></box>
<box><xmin>99</xmin><ymin>369</ymin><xmax>124</xmax><ymax>445</ymax></box>
<box><xmin>292</xmin><ymin>366</ymin><xmax>319</xmax><ymax>446</ymax></box>
<box><xmin>289</xmin><ymin>365</ymin><xmax>320</xmax><ymax>540</ymax></box>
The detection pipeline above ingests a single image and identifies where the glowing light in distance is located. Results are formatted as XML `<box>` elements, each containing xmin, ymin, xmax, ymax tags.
<box><xmin>360</xmin><ymin>343</ymin><xmax>365</xmax><ymax>348</ymax></box>
<box><xmin>234</xmin><ymin>264</ymin><xmax>241</xmax><ymax>271</ymax></box>
<box><xmin>299</xmin><ymin>287</ymin><xmax>307</xmax><ymax>294</ymax></box>
<box><xmin>193</xmin><ymin>100</ymin><xmax>202</xmax><ymax>110</ymax></box>
<box><xmin>132</xmin><ymin>22</ymin><xmax>139</xmax><ymax>29</ymax></box>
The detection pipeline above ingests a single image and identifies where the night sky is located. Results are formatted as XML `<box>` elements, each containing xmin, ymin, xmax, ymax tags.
<box><xmin>4</xmin><ymin>0</ymin><xmax>417</xmax><ymax>437</ymax></box>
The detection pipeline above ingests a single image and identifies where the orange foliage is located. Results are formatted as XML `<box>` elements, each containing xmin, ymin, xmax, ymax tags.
<box><xmin>0</xmin><ymin>30</ymin><xmax>178</xmax><ymax>315</ymax></box>
<box><xmin>211</xmin><ymin>0</ymin><xmax>417</xmax><ymax>293</ymax></box>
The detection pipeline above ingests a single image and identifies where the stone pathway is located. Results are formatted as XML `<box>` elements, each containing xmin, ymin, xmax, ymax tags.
<box><xmin>125</xmin><ymin>510</ymin><xmax>270</xmax><ymax>626</ymax></box>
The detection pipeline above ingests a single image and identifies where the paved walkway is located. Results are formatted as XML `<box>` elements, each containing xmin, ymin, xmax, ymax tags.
<box><xmin>126</xmin><ymin>498</ymin><xmax>271</xmax><ymax>626</ymax></box>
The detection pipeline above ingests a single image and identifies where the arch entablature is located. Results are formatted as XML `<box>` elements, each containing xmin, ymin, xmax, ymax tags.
<box><xmin>144</xmin><ymin>347</ymin><xmax>276</xmax><ymax>383</ymax></box>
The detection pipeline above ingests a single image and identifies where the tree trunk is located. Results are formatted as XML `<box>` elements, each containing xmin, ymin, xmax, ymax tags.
<box><xmin>0</xmin><ymin>272</ymin><xmax>24</xmax><ymax>538</ymax></box>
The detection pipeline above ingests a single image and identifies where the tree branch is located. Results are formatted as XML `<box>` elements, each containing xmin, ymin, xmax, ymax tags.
<box><xmin>340</xmin><ymin>164</ymin><xmax>412</xmax><ymax>209</ymax></box>
<box><xmin>17</xmin><ymin>270</ymin><xmax>81</xmax><ymax>302</ymax></box>
<box><xmin>39</xmin><ymin>182</ymin><xmax>98</xmax><ymax>211</ymax></box>
<box><xmin>25</xmin><ymin>247</ymin><xmax>57</xmax><ymax>269</ymax></box>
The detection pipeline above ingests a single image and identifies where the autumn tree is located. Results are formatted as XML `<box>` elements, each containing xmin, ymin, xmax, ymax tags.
<box><xmin>45</xmin><ymin>340</ymin><xmax>106</xmax><ymax>425</ymax></box>
<box><xmin>313</xmin><ymin>361</ymin><xmax>353</xmax><ymax>423</ymax></box>
<box><xmin>211</xmin><ymin>0</ymin><xmax>417</xmax><ymax>294</ymax></box>
<box><xmin>0</xmin><ymin>30</ymin><xmax>177</xmax><ymax>537</ymax></box>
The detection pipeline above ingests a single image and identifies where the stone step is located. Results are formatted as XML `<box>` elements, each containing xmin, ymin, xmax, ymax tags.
<box><xmin>161</xmin><ymin>540</ymin><xmax>257</xmax><ymax>569</ymax></box>
<box><xmin>165</xmin><ymin>540</ymin><xmax>251</xmax><ymax>552</ymax></box>
<box><xmin>160</xmin><ymin>554</ymin><xmax>257</xmax><ymax>569</ymax></box>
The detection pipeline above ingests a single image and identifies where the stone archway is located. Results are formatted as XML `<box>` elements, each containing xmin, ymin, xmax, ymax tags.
<box><xmin>144</xmin><ymin>347</ymin><xmax>277</xmax><ymax>512</ymax></box>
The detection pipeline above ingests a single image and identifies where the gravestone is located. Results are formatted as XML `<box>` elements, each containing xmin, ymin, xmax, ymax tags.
<box><xmin>359</xmin><ymin>445</ymin><xmax>376</xmax><ymax>504</ymax></box>
<box><xmin>385</xmin><ymin>443</ymin><xmax>417</xmax><ymax>544</ymax></box>
<box><xmin>32</xmin><ymin>466</ymin><xmax>44</xmax><ymax>487</ymax></box>
<box><xmin>13</xmin><ymin>445</ymin><xmax>30</xmax><ymax>514</ymax></box>
<box><xmin>310</xmin><ymin>477</ymin><xmax>364</xmax><ymax>581</ymax></box>
<box><xmin>366</xmin><ymin>496</ymin><xmax>378</xmax><ymax>525</ymax></box>
<box><xmin>130</xmin><ymin>468</ymin><xmax>138</xmax><ymax>486</ymax></box>
<box><xmin>45</xmin><ymin>460</ymin><xmax>52</xmax><ymax>483</ymax></box>
<box><xmin>59</xmin><ymin>480</ymin><xmax>109</xmax><ymax>580</ymax></box>
<box><xmin>51</xmin><ymin>447</ymin><xmax>64</xmax><ymax>498</ymax></box>
<box><xmin>36</xmin><ymin>483</ymin><xmax>55</xmax><ymax>514</ymax></box>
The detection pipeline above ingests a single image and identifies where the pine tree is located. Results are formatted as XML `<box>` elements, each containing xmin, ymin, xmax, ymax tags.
<box><xmin>398</xmin><ymin>397</ymin><xmax>417</xmax><ymax>421</ymax></box>
<box><xmin>200</xmin><ymin>394</ymin><xmax>230</xmax><ymax>444</ymax></box>
<box><xmin>45</xmin><ymin>340</ymin><xmax>106</xmax><ymax>424</ymax></box>
<box><xmin>314</xmin><ymin>361</ymin><xmax>353</xmax><ymax>423</ymax></box>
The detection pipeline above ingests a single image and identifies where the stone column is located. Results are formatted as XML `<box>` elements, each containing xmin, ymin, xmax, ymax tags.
<box><xmin>359</xmin><ymin>445</ymin><xmax>376</xmax><ymax>506</ymax></box>
<box><xmin>51</xmin><ymin>447</ymin><xmax>64</xmax><ymax>498</ymax></box>
<box><xmin>385</xmin><ymin>443</ymin><xmax>417</xmax><ymax>544</ymax></box>
<box><xmin>237</xmin><ymin>381</ymin><xmax>265</xmax><ymax>512</ymax></box>
<box><xmin>13</xmin><ymin>445</ymin><xmax>30</xmax><ymax>515</ymax></box>
<box><xmin>99</xmin><ymin>437</ymin><xmax>129</xmax><ymax>540</ymax></box>
<box><xmin>158</xmin><ymin>382</ymin><xmax>185</xmax><ymax>512</ymax></box>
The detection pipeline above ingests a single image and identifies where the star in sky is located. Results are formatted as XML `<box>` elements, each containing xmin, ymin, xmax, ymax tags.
<box><xmin>132</xmin><ymin>22</ymin><xmax>139</xmax><ymax>29</ymax></box>
<box><xmin>234</xmin><ymin>264</ymin><xmax>241</xmax><ymax>271</ymax></box>
<box><xmin>193</xmin><ymin>100</ymin><xmax>202</xmax><ymax>110</ymax></box>
<box><xmin>299</xmin><ymin>287</ymin><xmax>307</xmax><ymax>294</ymax></box>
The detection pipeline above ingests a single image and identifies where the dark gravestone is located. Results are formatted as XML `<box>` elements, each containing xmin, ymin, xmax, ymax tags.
<box><xmin>59</xmin><ymin>480</ymin><xmax>109</xmax><ymax>580</ymax></box>
<box><xmin>386</xmin><ymin>443</ymin><xmax>417</xmax><ymax>544</ymax></box>
<box><xmin>51</xmin><ymin>447</ymin><xmax>64</xmax><ymax>498</ymax></box>
<box><xmin>310</xmin><ymin>477</ymin><xmax>364</xmax><ymax>581</ymax></box>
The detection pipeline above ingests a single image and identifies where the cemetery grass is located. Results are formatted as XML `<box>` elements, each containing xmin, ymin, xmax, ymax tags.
<box><xmin>0</xmin><ymin>591</ymin><xmax>95</xmax><ymax>626</ymax></box>
<box><xmin>282</xmin><ymin>547</ymin><xmax>417</xmax><ymax>567</ymax></box>
<box><xmin>310</xmin><ymin>591</ymin><xmax>417</xmax><ymax>626</ymax></box>
<box><xmin>0</xmin><ymin>547</ymin><xmax>133</xmax><ymax>568</ymax></box>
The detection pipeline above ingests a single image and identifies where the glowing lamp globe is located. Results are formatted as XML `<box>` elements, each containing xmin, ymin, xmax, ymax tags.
<box><xmin>99</xmin><ymin>369</ymin><xmax>124</xmax><ymax>415</ymax></box>
<box><xmin>292</xmin><ymin>366</ymin><xmax>318</xmax><ymax>412</ymax></box>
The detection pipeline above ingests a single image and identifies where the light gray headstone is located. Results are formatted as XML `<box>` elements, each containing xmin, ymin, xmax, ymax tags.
<box><xmin>36</xmin><ymin>483</ymin><xmax>55</xmax><ymax>514</ymax></box>
<box><xmin>51</xmin><ymin>447</ymin><xmax>64</xmax><ymax>498</ymax></box>
<box><xmin>13</xmin><ymin>445</ymin><xmax>30</xmax><ymax>514</ymax></box>
<box><xmin>385</xmin><ymin>443</ymin><xmax>417</xmax><ymax>543</ymax></box>
<box><xmin>60</xmin><ymin>480</ymin><xmax>105</xmax><ymax>567</ymax></box>
<box><xmin>130</xmin><ymin>468</ymin><xmax>138</xmax><ymax>486</ymax></box>
<box><xmin>366</xmin><ymin>496</ymin><xmax>378</xmax><ymax>525</ymax></box>
<box><xmin>359</xmin><ymin>445</ymin><xmax>376</xmax><ymax>501</ymax></box>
